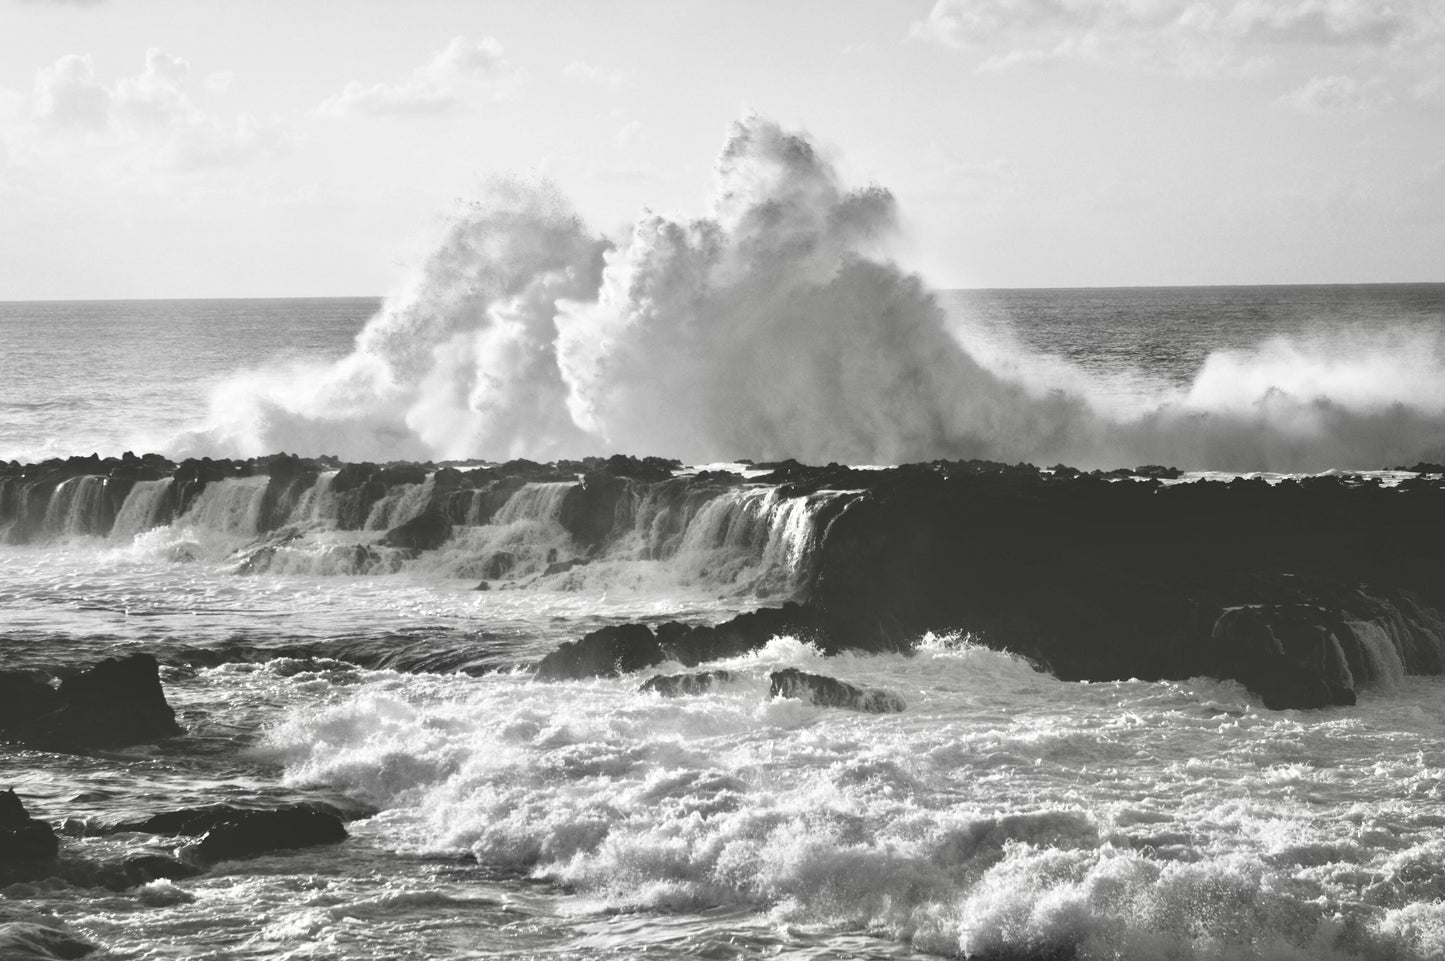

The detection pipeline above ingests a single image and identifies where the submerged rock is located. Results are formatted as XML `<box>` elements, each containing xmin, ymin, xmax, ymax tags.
<box><xmin>769</xmin><ymin>668</ymin><xmax>906</xmax><ymax>713</ymax></box>
<box><xmin>639</xmin><ymin>670</ymin><xmax>735</xmax><ymax>697</ymax></box>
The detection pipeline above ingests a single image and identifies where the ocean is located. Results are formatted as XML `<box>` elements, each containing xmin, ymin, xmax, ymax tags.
<box><xmin>3</xmin><ymin>284</ymin><xmax>1445</xmax><ymax>961</ymax></box>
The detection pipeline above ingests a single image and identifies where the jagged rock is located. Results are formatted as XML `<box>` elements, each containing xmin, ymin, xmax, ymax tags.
<box><xmin>1212</xmin><ymin>605</ymin><xmax>1358</xmax><ymax>709</ymax></box>
<box><xmin>558</xmin><ymin>470</ymin><xmax>632</xmax><ymax>548</ymax></box>
<box><xmin>658</xmin><ymin>602</ymin><xmax>866</xmax><ymax>664</ymax></box>
<box><xmin>179</xmin><ymin>807</ymin><xmax>347</xmax><ymax>865</ymax></box>
<box><xmin>114</xmin><ymin>801</ymin><xmax>348</xmax><ymax>837</ymax></box>
<box><xmin>0</xmin><ymin>922</ymin><xmax>97</xmax><ymax>960</ymax></box>
<box><xmin>538</xmin><ymin>603</ymin><xmax>885</xmax><ymax>681</ymax></box>
<box><xmin>0</xmin><ymin>674</ymin><xmax>59</xmax><ymax>731</ymax></box>
<box><xmin>769</xmin><ymin>669</ymin><xmax>906</xmax><ymax>713</ymax></box>
<box><xmin>381</xmin><ymin>509</ymin><xmax>452</xmax><ymax>552</ymax></box>
<box><xmin>480</xmin><ymin>551</ymin><xmax>516</xmax><ymax>580</ymax></box>
<box><xmin>0</xmin><ymin>790</ymin><xmax>59</xmax><ymax>862</ymax></box>
<box><xmin>543</xmin><ymin>557</ymin><xmax>589</xmax><ymax>576</ymax></box>
<box><xmin>0</xmin><ymin>654</ymin><xmax>180</xmax><ymax>749</ymax></box>
<box><xmin>639</xmin><ymin>670</ymin><xmax>735</xmax><ymax>696</ymax></box>
<box><xmin>535</xmin><ymin>623</ymin><xmax>663</xmax><ymax>680</ymax></box>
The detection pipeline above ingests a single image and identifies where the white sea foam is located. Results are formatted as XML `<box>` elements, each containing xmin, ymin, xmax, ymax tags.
<box><xmin>179</xmin><ymin>115</ymin><xmax>1445</xmax><ymax>472</ymax></box>
<box><xmin>252</xmin><ymin>638</ymin><xmax>1445</xmax><ymax>960</ymax></box>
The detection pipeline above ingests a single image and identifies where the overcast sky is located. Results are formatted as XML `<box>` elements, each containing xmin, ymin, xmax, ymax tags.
<box><xmin>1</xmin><ymin>0</ymin><xmax>1442</xmax><ymax>299</ymax></box>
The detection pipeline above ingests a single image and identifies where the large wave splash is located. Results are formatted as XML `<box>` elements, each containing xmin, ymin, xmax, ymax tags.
<box><xmin>193</xmin><ymin>116</ymin><xmax>1445</xmax><ymax>471</ymax></box>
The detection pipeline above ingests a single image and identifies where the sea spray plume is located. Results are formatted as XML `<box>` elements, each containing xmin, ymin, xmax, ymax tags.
<box><xmin>555</xmin><ymin>115</ymin><xmax>1077</xmax><ymax>463</ymax></box>
<box><xmin>195</xmin><ymin>180</ymin><xmax>607</xmax><ymax>461</ymax></box>
<box><xmin>186</xmin><ymin>115</ymin><xmax>1445</xmax><ymax>469</ymax></box>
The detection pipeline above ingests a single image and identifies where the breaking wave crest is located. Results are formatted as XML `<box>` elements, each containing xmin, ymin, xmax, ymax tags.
<box><xmin>188</xmin><ymin>116</ymin><xmax>1445</xmax><ymax>471</ymax></box>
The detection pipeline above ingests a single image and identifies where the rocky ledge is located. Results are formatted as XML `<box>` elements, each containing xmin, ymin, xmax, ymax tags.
<box><xmin>530</xmin><ymin>458</ymin><xmax>1445</xmax><ymax>710</ymax></box>
<box><xmin>6</xmin><ymin>451</ymin><xmax>1445</xmax><ymax>709</ymax></box>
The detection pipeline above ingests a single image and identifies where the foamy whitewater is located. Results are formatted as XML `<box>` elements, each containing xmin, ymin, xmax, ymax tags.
<box><xmin>3</xmin><ymin>117</ymin><xmax>1445</xmax><ymax>959</ymax></box>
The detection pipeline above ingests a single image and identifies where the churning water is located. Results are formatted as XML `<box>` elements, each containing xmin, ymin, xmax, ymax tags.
<box><xmin>5</xmin><ymin>116</ymin><xmax>1445</xmax><ymax>959</ymax></box>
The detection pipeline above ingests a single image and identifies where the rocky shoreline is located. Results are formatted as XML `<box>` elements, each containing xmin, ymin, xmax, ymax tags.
<box><xmin>4</xmin><ymin>452</ymin><xmax>1445</xmax><ymax>709</ymax></box>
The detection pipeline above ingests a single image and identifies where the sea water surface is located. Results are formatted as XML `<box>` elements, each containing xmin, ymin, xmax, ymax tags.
<box><xmin>4</xmin><ymin>288</ymin><xmax>1445</xmax><ymax>959</ymax></box>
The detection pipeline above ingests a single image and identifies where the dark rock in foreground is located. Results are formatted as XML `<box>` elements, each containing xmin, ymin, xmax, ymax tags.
<box><xmin>0</xmin><ymin>790</ymin><xmax>59</xmax><ymax>863</ymax></box>
<box><xmin>639</xmin><ymin>670</ymin><xmax>736</xmax><ymax>697</ymax></box>
<box><xmin>535</xmin><ymin>603</ymin><xmax>868</xmax><ymax>681</ymax></box>
<box><xmin>178</xmin><ymin>806</ymin><xmax>348</xmax><ymax>865</ymax></box>
<box><xmin>769</xmin><ymin>668</ymin><xmax>907</xmax><ymax>713</ymax></box>
<box><xmin>0</xmin><ymin>922</ymin><xmax>97</xmax><ymax>960</ymax></box>
<box><xmin>0</xmin><ymin>654</ymin><xmax>181</xmax><ymax>749</ymax></box>
<box><xmin>114</xmin><ymin>801</ymin><xmax>349</xmax><ymax>838</ymax></box>
<box><xmin>535</xmin><ymin>623</ymin><xmax>662</xmax><ymax>680</ymax></box>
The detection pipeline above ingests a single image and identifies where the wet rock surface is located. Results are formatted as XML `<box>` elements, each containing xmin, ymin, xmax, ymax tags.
<box><xmin>8</xmin><ymin>452</ymin><xmax>1445</xmax><ymax>709</ymax></box>
<box><xmin>0</xmin><ymin>790</ymin><xmax>59</xmax><ymax>864</ymax></box>
<box><xmin>0</xmin><ymin>654</ymin><xmax>181</xmax><ymax>749</ymax></box>
<box><xmin>769</xmin><ymin>669</ymin><xmax>907</xmax><ymax>713</ymax></box>
<box><xmin>639</xmin><ymin>670</ymin><xmax>736</xmax><ymax>697</ymax></box>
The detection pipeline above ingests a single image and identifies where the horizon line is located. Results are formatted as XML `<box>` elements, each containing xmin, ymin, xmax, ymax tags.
<box><xmin>4</xmin><ymin>279</ymin><xmax>1445</xmax><ymax>305</ymax></box>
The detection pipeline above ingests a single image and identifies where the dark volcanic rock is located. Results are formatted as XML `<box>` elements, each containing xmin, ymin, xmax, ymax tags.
<box><xmin>0</xmin><ymin>790</ymin><xmax>59</xmax><ymax>862</ymax></box>
<box><xmin>0</xmin><ymin>673</ymin><xmax>60</xmax><ymax>730</ymax></box>
<box><xmin>639</xmin><ymin>670</ymin><xmax>735</xmax><ymax>697</ymax></box>
<box><xmin>769</xmin><ymin>669</ymin><xmax>906</xmax><ymax>713</ymax></box>
<box><xmin>535</xmin><ymin>603</ymin><xmax>867</xmax><ymax>681</ymax></box>
<box><xmin>558</xmin><ymin>470</ymin><xmax>632</xmax><ymax>549</ymax></box>
<box><xmin>381</xmin><ymin>509</ymin><xmax>452</xmax><ymax>552</ymax></box>
<box><xmin>804</xmin><ymin>461</ymin><xmax>1445</xmax><ymax>707</ymax></box>
<box><xmin>535</xmin><ymin>624</ymin><xmax>663</xmax><ymax>680</ymax></box>
<box><xmin>479</xmin><ymin>550</ymin><xmax>516</xmax><ymax>580</ymax></box>
<box><xmin>1</xmin><ymin>654</ymin><xmax>181</xmax><ymax>749</ymax></box>
<box><xmin>183</xmin><ymin>807</ymin><xmax>347</xmax><ymax>865</ymax></box>
<box><xmin>114</xmin><ymin>801</ymin><xmax>349</xmax><ymax>838</ymax></box>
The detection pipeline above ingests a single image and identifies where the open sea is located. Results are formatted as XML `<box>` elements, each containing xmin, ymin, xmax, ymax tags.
<box><xmin>5</xmin><ymin>284</ymin><xmax>1445</xmax><ymax>960</ymax></box>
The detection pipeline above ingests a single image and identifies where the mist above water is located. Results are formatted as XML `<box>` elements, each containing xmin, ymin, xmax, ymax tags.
<box><xmin>195</xmin><ymin>116</ymin><xmax>1445</xmax><ymax>471</ymax></box>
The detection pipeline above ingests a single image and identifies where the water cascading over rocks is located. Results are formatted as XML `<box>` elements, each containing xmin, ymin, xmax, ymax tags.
<box><xmin>8</xmin><ymin>452</ymin><xmax>1443</xmax><ymax>709</ymax></box>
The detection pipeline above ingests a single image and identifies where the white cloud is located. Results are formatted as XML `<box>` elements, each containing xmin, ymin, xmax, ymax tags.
<box><xmin>562</xmin><ymin>60</ymin><xmax>627</xmax><ymax>91</ymax></box>
<box><xmin>8</xmin><ymin>48</ymin><xmax>281</xmax><ymax>175</ymax></box>
<box><xmin>1274</xmin><ymin>74</ymin><xmax>1389</xmax><ymax>113</ymax></box>
<box><xmin>911</xmin><ymin>0</ymin><xmax>1445</xmax><ymax>79</ymax></box>
<box><xmin>318</xmin><ymin>36</ymin><xmax>523</xmax><ymax>117</ymax></box>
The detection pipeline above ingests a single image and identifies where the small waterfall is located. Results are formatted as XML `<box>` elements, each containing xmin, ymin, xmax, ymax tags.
<box><xmin>364</xmin><ymin>476</ymin><xmax>435</xmax><ymax>530</ymax></box>
<box><xmin>659</xmin><ymin>486</ymin><xmax>858</xmax><ymax>594</ymax></box>
<box><xmin>1347</xmin><ymin>620</ymin><xmax>1406</xmax><ymax>689</ymax></box>
<box><xmin>178</xmin><ymin>475</ymin><xmax>270</xmax><ymax>537</ymax></box>
<box><xmin>288</xmin><ymin>471</ymin><xmax>338</xmax><ymax>526</ymax></box>
<box><xmin>492</xmin><ymin>482</ymin><xmax>575</xmax><ymax>525</ymax></box>
<box><xmin>40</xmin><ymin>475</ymin><xmax>110</xmax><ymax>539</ymax></box>
<box><xmin>111</xmin><ymin>478</ymin><xmax>175</xmax><ymax>541</ymax></box>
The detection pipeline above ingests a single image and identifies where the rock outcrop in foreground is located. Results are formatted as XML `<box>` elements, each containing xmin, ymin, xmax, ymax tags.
<box><xmin>0</xmin><ymin>654</ymin><xmax>181</xmax><ymax>750</ymax></box>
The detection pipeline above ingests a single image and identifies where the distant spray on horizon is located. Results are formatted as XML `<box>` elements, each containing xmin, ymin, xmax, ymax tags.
<box><xmin>193</xmin><ymin>116</ymin><xmax>1445</xmax><ymax>471</ymax></box>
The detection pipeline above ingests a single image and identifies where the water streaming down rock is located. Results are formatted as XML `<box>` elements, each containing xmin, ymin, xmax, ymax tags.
<box><xmin>7</xmin><ymin>452</ymin><xmax>1445</xmax><ymax>709</ymax></box>
<box><xmin>109</xmin><ymin>477</ymin><xmax>174</xmax><ymax>541</ymax></box>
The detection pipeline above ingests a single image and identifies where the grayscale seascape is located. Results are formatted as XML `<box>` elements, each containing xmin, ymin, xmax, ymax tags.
<box><xmin>3</xmin><ymin>3</ymin><xmax>1445</xmax><ymax>960</ymax></box>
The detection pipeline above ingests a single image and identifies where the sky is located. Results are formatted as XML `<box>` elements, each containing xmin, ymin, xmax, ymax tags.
<box><xmin>0</xmin><ymin>0</ymin><xmax>1442</xmax><ymax>300</ymax></box>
